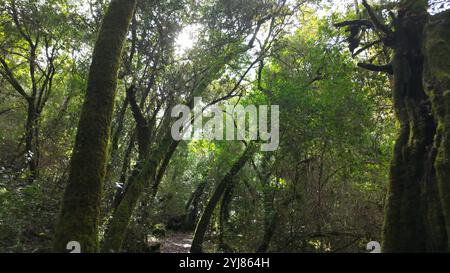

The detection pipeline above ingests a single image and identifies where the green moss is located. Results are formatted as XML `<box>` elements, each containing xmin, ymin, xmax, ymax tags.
<box><xmin>382</xmin><ymin>6</ymin><xmax>449</xmax><ymax>253</ymax></box>
<box><xmin>101</xmin><ymin>160</ymin><xmax>158</xmax><ymax>252</ymax></box>
<box><xmin>152</xmin><ymin>224</ymin><xmax>166</xmax><ymax>238</ymax></box>
<box><xmin>423</xmin><ymin>10</ymin><xmax>450</xmax><ymax>251</ymax></box>
<box><xmin>53</xmin><ymin>0</ymin><xmax>138</xmax><ymax>253</ymax></box>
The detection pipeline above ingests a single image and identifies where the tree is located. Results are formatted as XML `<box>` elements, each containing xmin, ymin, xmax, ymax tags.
<box><xmin>423</xmin><ymin>9</ymin><xmax>450</xmax><ymax>251</ymax></box>
<box><xmin>53</xmin><ymin>0</ymin><xmax>137</xmax><ymax>253</ymax></box>
<box><xmin>0</xmin><ymin>0</ymin><xmax>75</xmax><ymax>183</ymax></box>
<box><xmin>337</xmin><ymin>0</ymin><xmax>450</xmax><ymax>252</ymax></box>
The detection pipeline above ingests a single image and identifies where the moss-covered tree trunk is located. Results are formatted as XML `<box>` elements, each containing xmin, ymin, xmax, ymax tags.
<box><xmin>383</xmin><ymin>5</ymin><xmax>436</xmax><ymax>252</ymax></box>
<box><xmin>53</xmin><ymin>0</ymin><xmax>137</xmax><ymax>253</ymax></box>
<box><xmin>423</xmin><ymin>10</ymin><xmax>450</xmax><ymax>250</ymax></box>
<box><xmin>257</xmin><ymin>187</ymin><xmax>278</xmax><ymax>253</ymax></box>
<box><xmin>382</xmin><ymin>7</ymin><xmax>450</xmax><ymax>253</ymax></box>
<box><xmin>254</xmin><ymin>153</ymin><xmax>276</xmax><ymax>253</ymax></box>
<box><xmin>190</xmin><ymin>144</ymin><xmax>255</xmax><ymax>253</ymax></box>
<box><xmin>101</xmin><ymin>125</ymin><xmax>174</xmax><ymax>252</ymax></box>
<box><xmin>337</xmin><ymin>1</ymin><xmax>450</xmax><ymax>253</ymax></box>
<box><xmin>101</xmin><ymin>158</ymin><xmax>158</xmax><ymax>252</ymax></box>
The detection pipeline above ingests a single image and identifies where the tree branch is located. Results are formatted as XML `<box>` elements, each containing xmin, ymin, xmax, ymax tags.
<box><xmin>358</xmin><ymin>62</ymin><xmax>393</xmax><ymax>75</ymax></box>
<box><xmin>126</xmin><ymin>85</ymin><xmax>147</xmax><ymax>128</ymax></box>
<box><xmin>0</xmin><ymin>56</ymin><xmax>29</xmax><ymax>99</ymax></box>
<box><xmin>334</xmin><ymin>19</ymin><xmax>374</xmax><ymax>28</ymax></box>
<box><xmin>8</xmin><ymin>1</ymin><xmax>34</xmax><ymax>46</ymax></box>
<box><xmin>352</xmin><ymin>39</ymin><xmax>383</xmax><ymax>57</ymax></box>
<box><xmin>0</xmin><ymin>107</ymin><xmax>19</xmax><ymax>116</ymax></box>
<box><xmin>362</xmin><ymin>0</ymin><xmax>393</xmax><ymax>35</ymax></box>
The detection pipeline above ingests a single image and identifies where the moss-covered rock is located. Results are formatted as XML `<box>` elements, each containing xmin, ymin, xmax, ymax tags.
<box><xmin>152</xmin><ymin>224</ymin><xmax>166</xmax><ymax>238</ymax></box>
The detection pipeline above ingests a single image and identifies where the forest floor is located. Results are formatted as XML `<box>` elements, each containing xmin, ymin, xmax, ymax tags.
<box><xmin>158</xmin><ymin>232</ymin><xmax>193</xmax><ymax>253</ymax></box>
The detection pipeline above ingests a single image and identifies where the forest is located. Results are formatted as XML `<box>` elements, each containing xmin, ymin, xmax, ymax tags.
<box><xmin>0</xmin><ymin>0</ymin><xmax>449</xmax><ymax>253</ymax></box>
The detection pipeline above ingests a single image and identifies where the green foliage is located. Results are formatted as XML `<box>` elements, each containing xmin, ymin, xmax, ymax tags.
<box><xmin>0</xmin><ymin>181</ymin><xmax>58</xmax><ymax>252</ymax></box>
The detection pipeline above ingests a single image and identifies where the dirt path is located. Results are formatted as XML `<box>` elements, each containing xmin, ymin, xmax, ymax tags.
<box><xmin>159</xmin><ymin>232</ymin><xmax>193</xmax><ymax>253</ymax></box>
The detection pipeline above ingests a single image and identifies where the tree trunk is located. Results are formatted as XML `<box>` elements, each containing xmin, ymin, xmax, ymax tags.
<box><xmin>382</xmin><ymin>8</ymin><xmax>450</xmax><ymax>252</ymax></box>
<box><xmin>257</xmin><ymin>186</ymin><xmax>277</xmax><ymax>253</ymax></box>
<box><xmin>102</xmin><ymin>116</ymin><xmax>177</xmax><ymax>252</ymax></box>
<box><xmin>253</xmin><ymin>153</ymin><xmax>276</xmax><ymax>253</ymax></box>
<box><xmin>53</xmin><ymin>0</ymin><xmax>137</xmax><ymax>253</ymax></box>
<box><xmin>101</xmin><ymin>158</ymin><xmax>158</xmax><ymax>252</ymax></box>
<box><xmin>218</xmin><ymin>183</ymin><xmax>235</xmax><ymax>252</ymax></box>
<box><xmin>184</xmin><ymin>181</ymin><xmax>207</xmax><ymax>231</ymax></box>
<box><xmin>25</xmin><ymin>99</ymin><xmax>38</xmax><ymax>183</ymax></box>
<box><xmin>423</xmin><ymin>10</ymin><xmax>450</xmax><ymax>251</ymax></box>
<box><xmin>257</xmin><ymin>213</ymin><xmax>278</xmax><ymax>253</ymax></box>
<box><xmin>190</xmin><ymin>144</ymin><xmax>255</xmax><ymax>253</ymax></box>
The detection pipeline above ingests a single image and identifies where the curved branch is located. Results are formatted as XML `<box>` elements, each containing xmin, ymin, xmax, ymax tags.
<box><xmin>353</xmin><ymin>39</ymin><xmax>383</xmax><ymax>57</ymax></box>
<box><xmin>0</xmin><ymin>57</ymin><xmax>29</xmax><ymax>99</ymax></box>
<box><xmin>126</xmin><ymin>85</ymin><xmax>147</xmax><ymax>128</ymax></box>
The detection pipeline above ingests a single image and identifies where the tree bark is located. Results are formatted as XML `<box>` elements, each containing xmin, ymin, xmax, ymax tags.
<box><xmin>338</xmin><ymin>1</ymin><xmax>450</xmax><ymax>253</ymax></box>
<box><xmin>423</xmin><ymin>10</ymin><xmax>450</xmax><ymax>251</ymax></box>
<box><xmin>101</xmin><ymin>125</ymin><xmax>173</xmax><ymax>252</ymax></box>
<box><xmin>25</xmin><ymin>99</ymin><xmax>38</xmax><ymax>183</ymax></box>
<box><xmin>101</xmin><ymin>158</ymin><xmax>159</xmax><ymax>252</ymax></box>
<box><xmin>218</xmin><ymin>183</ymin><xmax>235</xmax><ymax>252</ymax></box>
<box><xmin>252</xmin><ymin>153</ymin><xmax>277</xmax><ymax>253</ymax></box>
<box><xmin>184</xmin><ymin>181</ymin><xmax>207</xmax><ymax>231</ymax></box>
<box><xmin>257</xmin><ymin>213</ymin><xmax>278</xmax><ymax>253</ymax></box>
<box><xmin>382</xmin><ymin>7</ymin><xmax>450</xmax><ymax>252</ymax></box>
<box><xmin>53</xmin><ymin>0</ymin><xmax>137</xmax><ymax>253</ymax></box>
